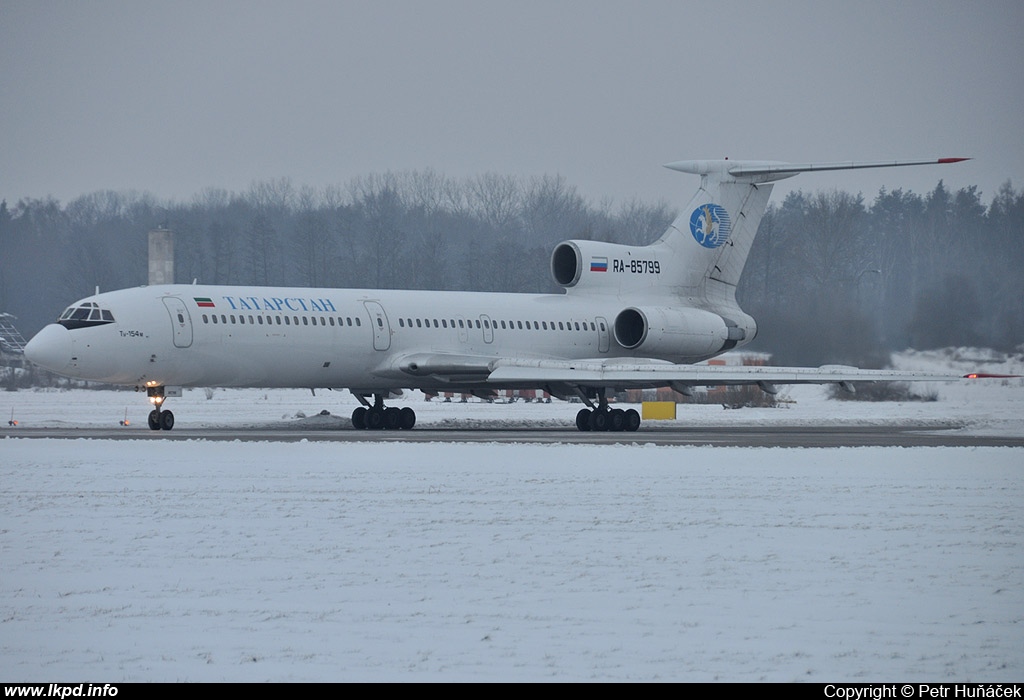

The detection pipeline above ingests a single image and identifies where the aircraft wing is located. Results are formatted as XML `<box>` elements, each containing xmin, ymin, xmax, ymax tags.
<box><xmin>386</xmin><ymin>353</ymin><xmax>968</xmax><ymax>393</ymax></box>
<box><xmin>484</xmin><ymin>357</ymin><xmax>966</xmax><ymax>392</ymax></box>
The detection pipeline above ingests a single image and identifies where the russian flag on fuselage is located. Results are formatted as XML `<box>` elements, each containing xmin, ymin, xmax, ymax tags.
<box><xmin>590</xmin><ymin>257</ymin><xmax>608</xmax><ymax>272</ymax></box>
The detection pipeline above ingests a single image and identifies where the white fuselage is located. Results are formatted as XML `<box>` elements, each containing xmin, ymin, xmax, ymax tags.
<box><xmin>27</xmin><ymin>283</ymin><xmax>733</xmax><ymax>394</ymax></box>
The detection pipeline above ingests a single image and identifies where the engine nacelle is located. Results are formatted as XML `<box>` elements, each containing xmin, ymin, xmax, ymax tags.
<box><xmin>614</xmin><ymin>306</ymin><xmax>748</xmax><ymax>360</ymax></box>
<box><xmin>551</xmin><ymin>240</ymin><xmax>671</xmax><ymax>295</ymax></box>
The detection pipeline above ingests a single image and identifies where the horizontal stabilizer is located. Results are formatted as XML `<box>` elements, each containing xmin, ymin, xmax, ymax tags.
<box><xmin>664</xmin><ymin>158</ymin><xmax>970</xmax><ymax>184</ymax></box>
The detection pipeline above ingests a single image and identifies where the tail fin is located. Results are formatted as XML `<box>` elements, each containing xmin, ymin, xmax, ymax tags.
<box><xmin>657</xmin><ymin>157</ymin><xmax>969</xmax><ymax>307</ymax></box>
<box><xmin>551</xmin><ymin>157</ymin><xmax>966</xmax><ymax>308</ymax></box>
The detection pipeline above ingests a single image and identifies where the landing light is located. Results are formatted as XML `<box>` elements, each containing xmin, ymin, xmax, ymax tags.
<box><xmin>149</xmin><ymin>396</ymin><xmax>164</xmax><ymax>406</ymax></box>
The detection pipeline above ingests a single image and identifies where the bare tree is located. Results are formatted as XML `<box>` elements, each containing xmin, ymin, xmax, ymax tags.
<box><xmin>467</xmin><ymin>173</ymin><xmax>522</xmax><ymax>233</ymax></box>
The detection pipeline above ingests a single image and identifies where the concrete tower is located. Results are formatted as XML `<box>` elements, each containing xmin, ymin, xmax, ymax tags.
<box><xmin>148</xmin><ymin>226</ymin><xmax>174</xmax><ymax>285</ymax></box>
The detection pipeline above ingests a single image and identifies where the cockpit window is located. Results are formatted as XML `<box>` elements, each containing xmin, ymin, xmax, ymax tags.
<box><xmin>58</xmin><ymin>302</ymin><xmax>116</xmax><ymax>330</ymax></box>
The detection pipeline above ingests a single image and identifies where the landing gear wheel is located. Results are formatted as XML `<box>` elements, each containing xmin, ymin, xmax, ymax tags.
<box><xmin>365</xmin><ymin>406</ymin><xmax>385</xmax><ymax>430</ymax></box>
<box><xmin>589</xmin><ymin>409</ymin><xmax>610</xmax><ymax>432</ymax></box>
<box><xmin>384</xmin><ymin>407</ymin><xmax>401</xmax><ymax>430</ymax></box>
<box><xmin>576</xmin><ymin>408</ymin><xmax>592</xmax><ymax>431</ymax></box>
<box><xmin>351</xmin><ymin>406</ymin><xmax>367</xmax><ymax>429</ymax></box>
<box><xmin>399</xmin><ymin>407</ymin><xmax>416</xmax><ymax>430</ymax></box>
<box><xmin>148</xmin><ymin>410</ymin><xmax>161</xmax><ymax>431</ymax></box>
<box><xmin>624</xmin><ymin>408</ymin><xmax>641</xmax><ymax>432</ymax></box>
<box><xmin>356</xmin><ymin>394</ymin><xmax>416</xmax><ymax>431</ymax></box>
<box><xmin>610</xmin><ymin>408</ymin><xmax>626</xmax><ymax>432</ymax></box>
<box><xmin>158</xmin><ymin>410</ymin><xmax>175</xmax><ymax>431</ymax></box>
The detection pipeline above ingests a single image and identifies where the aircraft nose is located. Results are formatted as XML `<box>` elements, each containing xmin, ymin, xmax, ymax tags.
<box><xmin>24</xmin><ymin>324</ymin><xmax>73</xmax><ymax>372</ymax></box>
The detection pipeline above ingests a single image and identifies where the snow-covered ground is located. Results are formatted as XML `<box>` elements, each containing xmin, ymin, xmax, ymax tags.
<box><xmin>1</xmin><ymin>348</ymin><xmax>1022</xmax><ymax>682</ymax></box>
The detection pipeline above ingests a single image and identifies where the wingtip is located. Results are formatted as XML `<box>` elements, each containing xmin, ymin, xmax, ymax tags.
<box><xmin>938</xmin><ymin>157</ymin><xmax>971</xmax><ymax>164</ymax></box>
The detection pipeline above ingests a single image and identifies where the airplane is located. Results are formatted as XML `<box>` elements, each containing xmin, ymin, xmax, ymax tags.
<box><xmin>24</xmin><ymin>156</ymin><xmax>978</xmax><ymax>432</ymax></box>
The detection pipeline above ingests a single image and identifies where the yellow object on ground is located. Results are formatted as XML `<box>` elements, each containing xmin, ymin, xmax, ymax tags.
<box><xmin>641</xmin><ymin>401</ymin><xmax>677</xmax><ymax>420</ymax></box>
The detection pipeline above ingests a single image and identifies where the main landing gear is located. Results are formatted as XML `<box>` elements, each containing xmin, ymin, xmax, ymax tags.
<box><xmin>351</xmin><ymin>394</ymin><xmax>416</xmax><ymax>430</ymax></box>
<box><xmin>574</xmin><ymin>388</ymin><xmax>641</xmax><ymax>432</ymax></box>
<box><xmin>146</xmin><ymin>386</ymin><xmax>175</xmax><ymax>431</ymax></box>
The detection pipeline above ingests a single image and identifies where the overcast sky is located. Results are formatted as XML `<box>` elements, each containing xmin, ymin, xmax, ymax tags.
<box><xmin>2</xmin><ymin>0</ymin><xmax>1021</xmax><ymax>209</ymax></box>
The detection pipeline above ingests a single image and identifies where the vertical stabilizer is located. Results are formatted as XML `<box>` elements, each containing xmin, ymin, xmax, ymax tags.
<box><xmin>657</xmin><ymin>157</ymin><xmax>969</xmax><ymax>307</ymax></box>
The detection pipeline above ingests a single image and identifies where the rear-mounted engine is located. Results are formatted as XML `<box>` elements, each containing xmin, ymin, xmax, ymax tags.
<box><xmin>613</xmin><ymin>306</ymin><xmax>746</xmax><ymax>359</ymax></box>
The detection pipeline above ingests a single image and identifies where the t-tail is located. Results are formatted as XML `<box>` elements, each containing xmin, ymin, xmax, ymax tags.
<box><xmin>550</xmin><ymin>157</ymin><xmax>968</xmax><ymax>312</ymax></box>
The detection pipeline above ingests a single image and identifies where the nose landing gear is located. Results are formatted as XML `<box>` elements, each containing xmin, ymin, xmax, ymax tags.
<box><xmin>145</xmin><ymin>386</ymin><xmax>176</xmax><ymax>431</ymax></box>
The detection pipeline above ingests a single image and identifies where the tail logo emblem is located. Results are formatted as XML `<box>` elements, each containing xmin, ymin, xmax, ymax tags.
<box><xmin>689</xmin><ymin>204</ymin><xmax>732</xmax><ymax>249</ymax></box>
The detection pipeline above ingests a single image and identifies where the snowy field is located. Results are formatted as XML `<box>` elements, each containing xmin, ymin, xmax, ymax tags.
<box><xmin>1</xmin><ymin>349</ymin><xmax>1022</xmax><ymax>682</ymax></box>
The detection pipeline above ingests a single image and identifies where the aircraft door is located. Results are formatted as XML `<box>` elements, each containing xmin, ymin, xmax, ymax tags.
<box><xmin>363</xmin><ymin>301</ymin><xmax>391</xmax><ymax>351</ymax></box>
<box><xmin>479</xmin><ymin>314</ymin><xmax>494</xmax><ymax>344</ymax></box>
<box><xmin>596</xmin><ymin>316</ymin><xmax>610</xmax><ymax>353</ymax></box>
<box><xmin>162</xmin><ymin>297</ymin><xmax>193</xmax><ymax>348</ymax></box>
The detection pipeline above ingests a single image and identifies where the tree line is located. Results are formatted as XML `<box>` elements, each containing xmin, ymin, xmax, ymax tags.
<box><xmin>1</xmin><ymin>171</ymin><xmax>1021</xmax><ymax>366</ymax></box>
